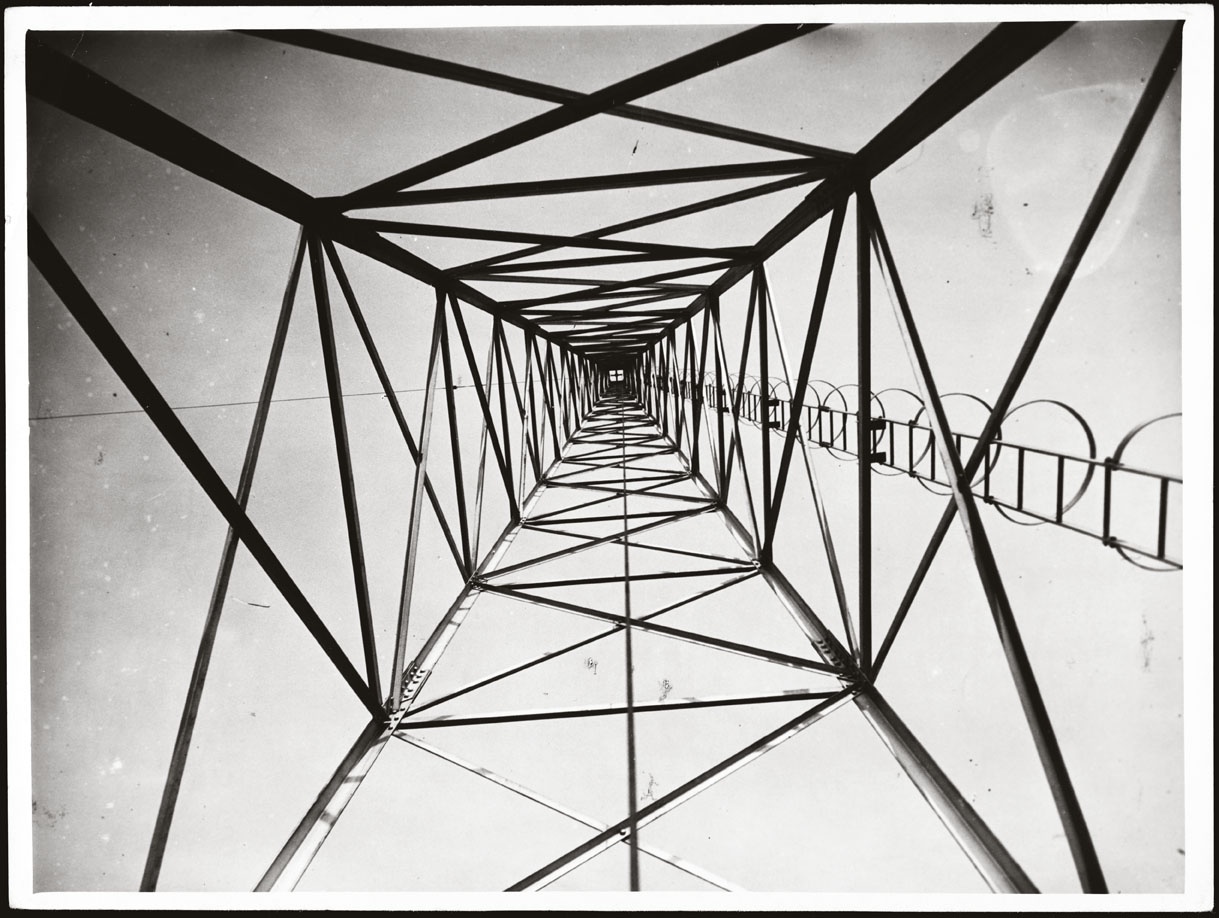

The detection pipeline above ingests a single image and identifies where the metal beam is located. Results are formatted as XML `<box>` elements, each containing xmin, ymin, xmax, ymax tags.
<box><xmin>507</xmin><ymin>691</ymin><xmax>856</xmax><ymax>890</ymax></box>
<box><xmin>395</xmin><ymin>732</ymin><xmax>744</xmax><ymax>892</ymax></box>
<box><xmin>322</xmin><ymin>240</ymin><xmax>465</xmax><ymax>573</ymax></box>
<box><xmin>340</xmin><ymin>25</ymin><xmax>827</xmax><ymax>204</ymax></box>
<box><xmin>856</xmin><ymin>189</ymin><xmax>873</xmax><ymax>674</ymax></box>
<box><xmin>389</xmin><ymin>293</ymin><xmax>446</xmax><ymax>712</ymax></box>
<box><xmin>310</xmin><ymin>234</ymin><xmax>382</xmax><ymax>700</ymax></box>
<box><xmin>437</xmin><ymin>300</ymin><xmax>474</xmax><ymax>577</ymax></box>
<box><xmin>239</xmin><ymin>28</ymin><xmax>849</xmax><ymax>162</ymax></box>
<box><xmin>451</xmin><ymin>172</ymin><xmax>815</xmax><ymax>276</ymax></box>
<box><xmin>361</xmin><ymin>218</ymin><xmax>748</xmax><ymax>262</ymax></box>
<box><xmin>482</xmin><ymin>583</ymin><xmax>843</xmax><ymax>675</ymax></box>
<box><xmin>363</xmin><ymin>158</ymin><xmax>830</xmax><ymax>208</ymax></box>
<box><xmin>396</xmin><ymin>689</ymin><xmax>840</xmax><ymax>729</ymax></box>
<box><xmin>254</xmin><ymin>717</ymin><xmax>390</xmax><ymax>891</ymax></box>
<box><xmin>763</xmin><ymin>201</ymin><xmax>847</xmax><ymax>557</ymax></box>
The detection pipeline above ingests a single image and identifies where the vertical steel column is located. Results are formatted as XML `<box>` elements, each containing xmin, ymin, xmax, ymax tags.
<box><xmin>533</xmin><ymin>336</ymin><xmax>563</xmax><ymax>463</ymax></box>
<box><xmin>692</xmin><ymin>312</ymin><xmax>711</xmax><ymax>479</ymax></box>
<box><xmin>254</xmin><ymin>717</ymin><xmax>390</xmax><ymax>890</ymax></box>
<box><xmin>492</xmin><ymin>319</ymin><xmax>516</xmax><ymax>503</ymax></box>
<box><xmin>494</xmin><ymin>321</ymin><xmax>540</xmax><ymax>493</ymax></box>
<box><xmin>757</xmin><ymin>266</ymin><xmax>773</xmax><ymax>561</ymax></box>
<box><xmin>524</xmin><ymin>332</ymin><xmax>543</xmax><ymax>481</ymax></box>
<box><xmin>448</xmin><ymin>295</ymin><xmax>519</xmax><ymax>522</ymax></box>
<box><xmin>389</xmin><ymin>292</ymin><xmax>446</xmax><ymax>712</ymax></box>
<box><xmin>764</xmin><ymin>201</ymin><xmax>847</xmax><ymax>555</ymax></box>
<box><xmin>856</xmin><ymin>188</ymin><xmax>874</xmax><ymax>674</ymax></box>
<box><xmin>760</xmin><ymin>259</ymin><xmax>859</xmax><ymax>656</ymax></box>
<box><xmin>140</xmin><ymin>230</ymin><xmax>306</xmax><ymax>891</ymax></box>
<box><xmin>323</xmin><ymin>241</ymin><xmax>464</xmax><ymax>574</ymax></box>
<box><xmin>717</xmin><ymin>276</ymin><xmax>756</xmax><ymax>502</ymax></box>
<box><xmin>560</xmin><ymin>351</ymin><xmax>574</xmax><ymax>439</ymax></box>
<box><xmin>620</xmin><ymin>398</ymin><xmax>642</xmax><ymax>890</ymax></box>
<box><xmin>309</xmin><ymin>234</ymin><xmax>382</xmax><ymax>701</ymax></box>
<box><xmin>438</xmin><ymin>307</ymin><xmax>473</xmax><ymax>578</ymax></box>
<box><xmin>469</xmin><ymin>329</ymin><xmax>498</xmax><ymax>566</ymax></box>
<box><xmin>711</xmin><ymin>299</ymin><xmax>728</xmax><ymax>493</ymax></box>
<box><xmin>712</xmin><ymin>298</ymin><xmax>762</xmax><ymax>548</ymax></box>
<box><xmin>667</xmin><ymin>328</ymin><xmax>683</xmax><ymax>449</ymax></box>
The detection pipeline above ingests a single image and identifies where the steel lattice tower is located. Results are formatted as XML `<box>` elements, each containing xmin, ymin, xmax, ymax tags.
<box><xmin>21</xmin><ymin>15</ymin><xmax>1203</xmax><ymax>898</ymax></box>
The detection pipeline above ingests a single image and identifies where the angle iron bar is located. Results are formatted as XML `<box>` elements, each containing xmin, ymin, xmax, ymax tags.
<box><xmin>322</xmin><ymin>241</ymin><xmax>465</xmax><ymax>571</ymax></box>
<box><xmin>758</xmin><ymin>267</ymin><xmax>774</xmax><ymax>564</ymax></box>
<box><xmin>452</xmin><ymin>172</ymin><xmax>821</xmax><ymax>276</ymax></box>
<box><xmin>691</xmin><ymin>315</ymin><xmax>708</xmax><ymax>477</ymax></box>
<box><xmin>389</xmin><ymin>293</ymin><xmax>447</xmax><ymax>712</ymax></box>
<box><xmin>712</xmin><ymin>301</ymin><xmax>728</xmax><ymax>492</ymax></box>
<box><xmin>528</xmin><ymin>522</ymin><xmax>756</xmax><ymax>569</ymax></box>
<box><xmin>398</xmin><ymin>689</ymin><xmax>840</xmax><ymax>729</ymax></box>
<box><xmin>361</xmin><ymin>219</ymin><xmax>748</xmax><ymax>263</ymax></box>
<box><xmin>523</xmin><ymin>477</ymin><xmax>666</xmax><ymax>523</ymax></box>
<box><xmin>764</xmin><ymin>202</ymin><xmax>847</xmax><ymax>555</ymax></box>
<box><xmin>507</xmin><ymin>690</ymin><xmax>856</xmax><ymax>890</ymax></box>
<box><xmin>458</xmin><ymin>251</ymin><xmax>706</xmax><ymax>276</ymax></box>
<box><xmin>254</xmin><ymin>717</ymin><xmax>390</xmax><ymax>891</ymax></box>
<box><xmin>239</xmin><ymin>29</ymin><xmax>847</xmax><ymax>164</ymax></box>
<box><xmin>437</xmin><ymin>295</ymin><xmax>474</xmax><ymax>576</ymax></box>
<box><xmin>501</xmin><ymin>266</ymin><xmax>737</xmax><ymax>309</ymax></box>
<box><xmin>712</xmin><ymin>301</ymin><xmax>763</xmax><ymax>547</ymax></box>
<box><xmin>493</xmin><ymin>318</ymin><xmax>528</xmax><ymax>419</ymax></box>
<box><xmin>406</xmin><ymin>568</ymin><xmax>758</xmax><ymax>720</ymax></box>
<box><xmin>310</xmin><ymin>234</ymin><xmax>383</xmax><ymax>700</ymax></box>
<box><xmin>472</xmin><ymin>276</ymin><xmax>701</xmax><ymax>295</ymax></box>
<box><xmin>469</xmin><ymin>331</ymin><xmax>497</xmax><ymax>562</ymax></box>
<box><xmin>533</xmin><ymin>336</ymin><xmax>564</xmax><ymax>460</ymax></box>
<box><xmin>491</xmin><ymin>506</ymin><xmax>715</xmax><ymax>578</ymax></box>
<box><xmin>340</xmin><ymin>25</ymin><xmax>827</xmax><ymax>204</ymax></box>
<box><xmin>368</xmin><ymin>157</ymin><xmax>830</xmax><ymax>207</ymax></box>
<box><xmin>856</xmin><ymin>188</ymin><xmax>874</xmax><ymax>674</ymax></box>
<box><xmin>394</xmin><ymin>732</ymin><xmax>744</xmax><ymax>892</ymax></box>
<box><xmin>522</xmin><ymin>508</ymin><xmax>707</xmax><ymax>526</ymax></box>
<box><xmin>500</xmin><ymin>565</ymin><xmax>752</xmax><ymax>591</ymax></box>
<box><xmin>449</xmin><ymin>296</ymin><xmax>521</xmax><ymax>520</ymax></box>
<box><xmin>524</xmin><ymin>332</ymin><xmax>544</xmax><ymax>484</ymax></box>
<box><xmin>757</xmin><ymin>271</ymin><xmax>858</xmax><ymax>656</ymax></box>
<box><xmin>537</xmin><ymin>481</ymin><xmax>705</xmax><ymax>500</ymax></box>
<box><xmin>482</xmin><ymin>583</ymin><xmax>844</xmax><ymax>675</ymax></box>
<box><xmin>619</xmin><ymin>400</ymin><xmax>643</xmax><ymax>889</ymax></box>
<box><xmin>490</xmin><ymin>319</ymin><xmax>519</xmax><ymax>502</ymax></box>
